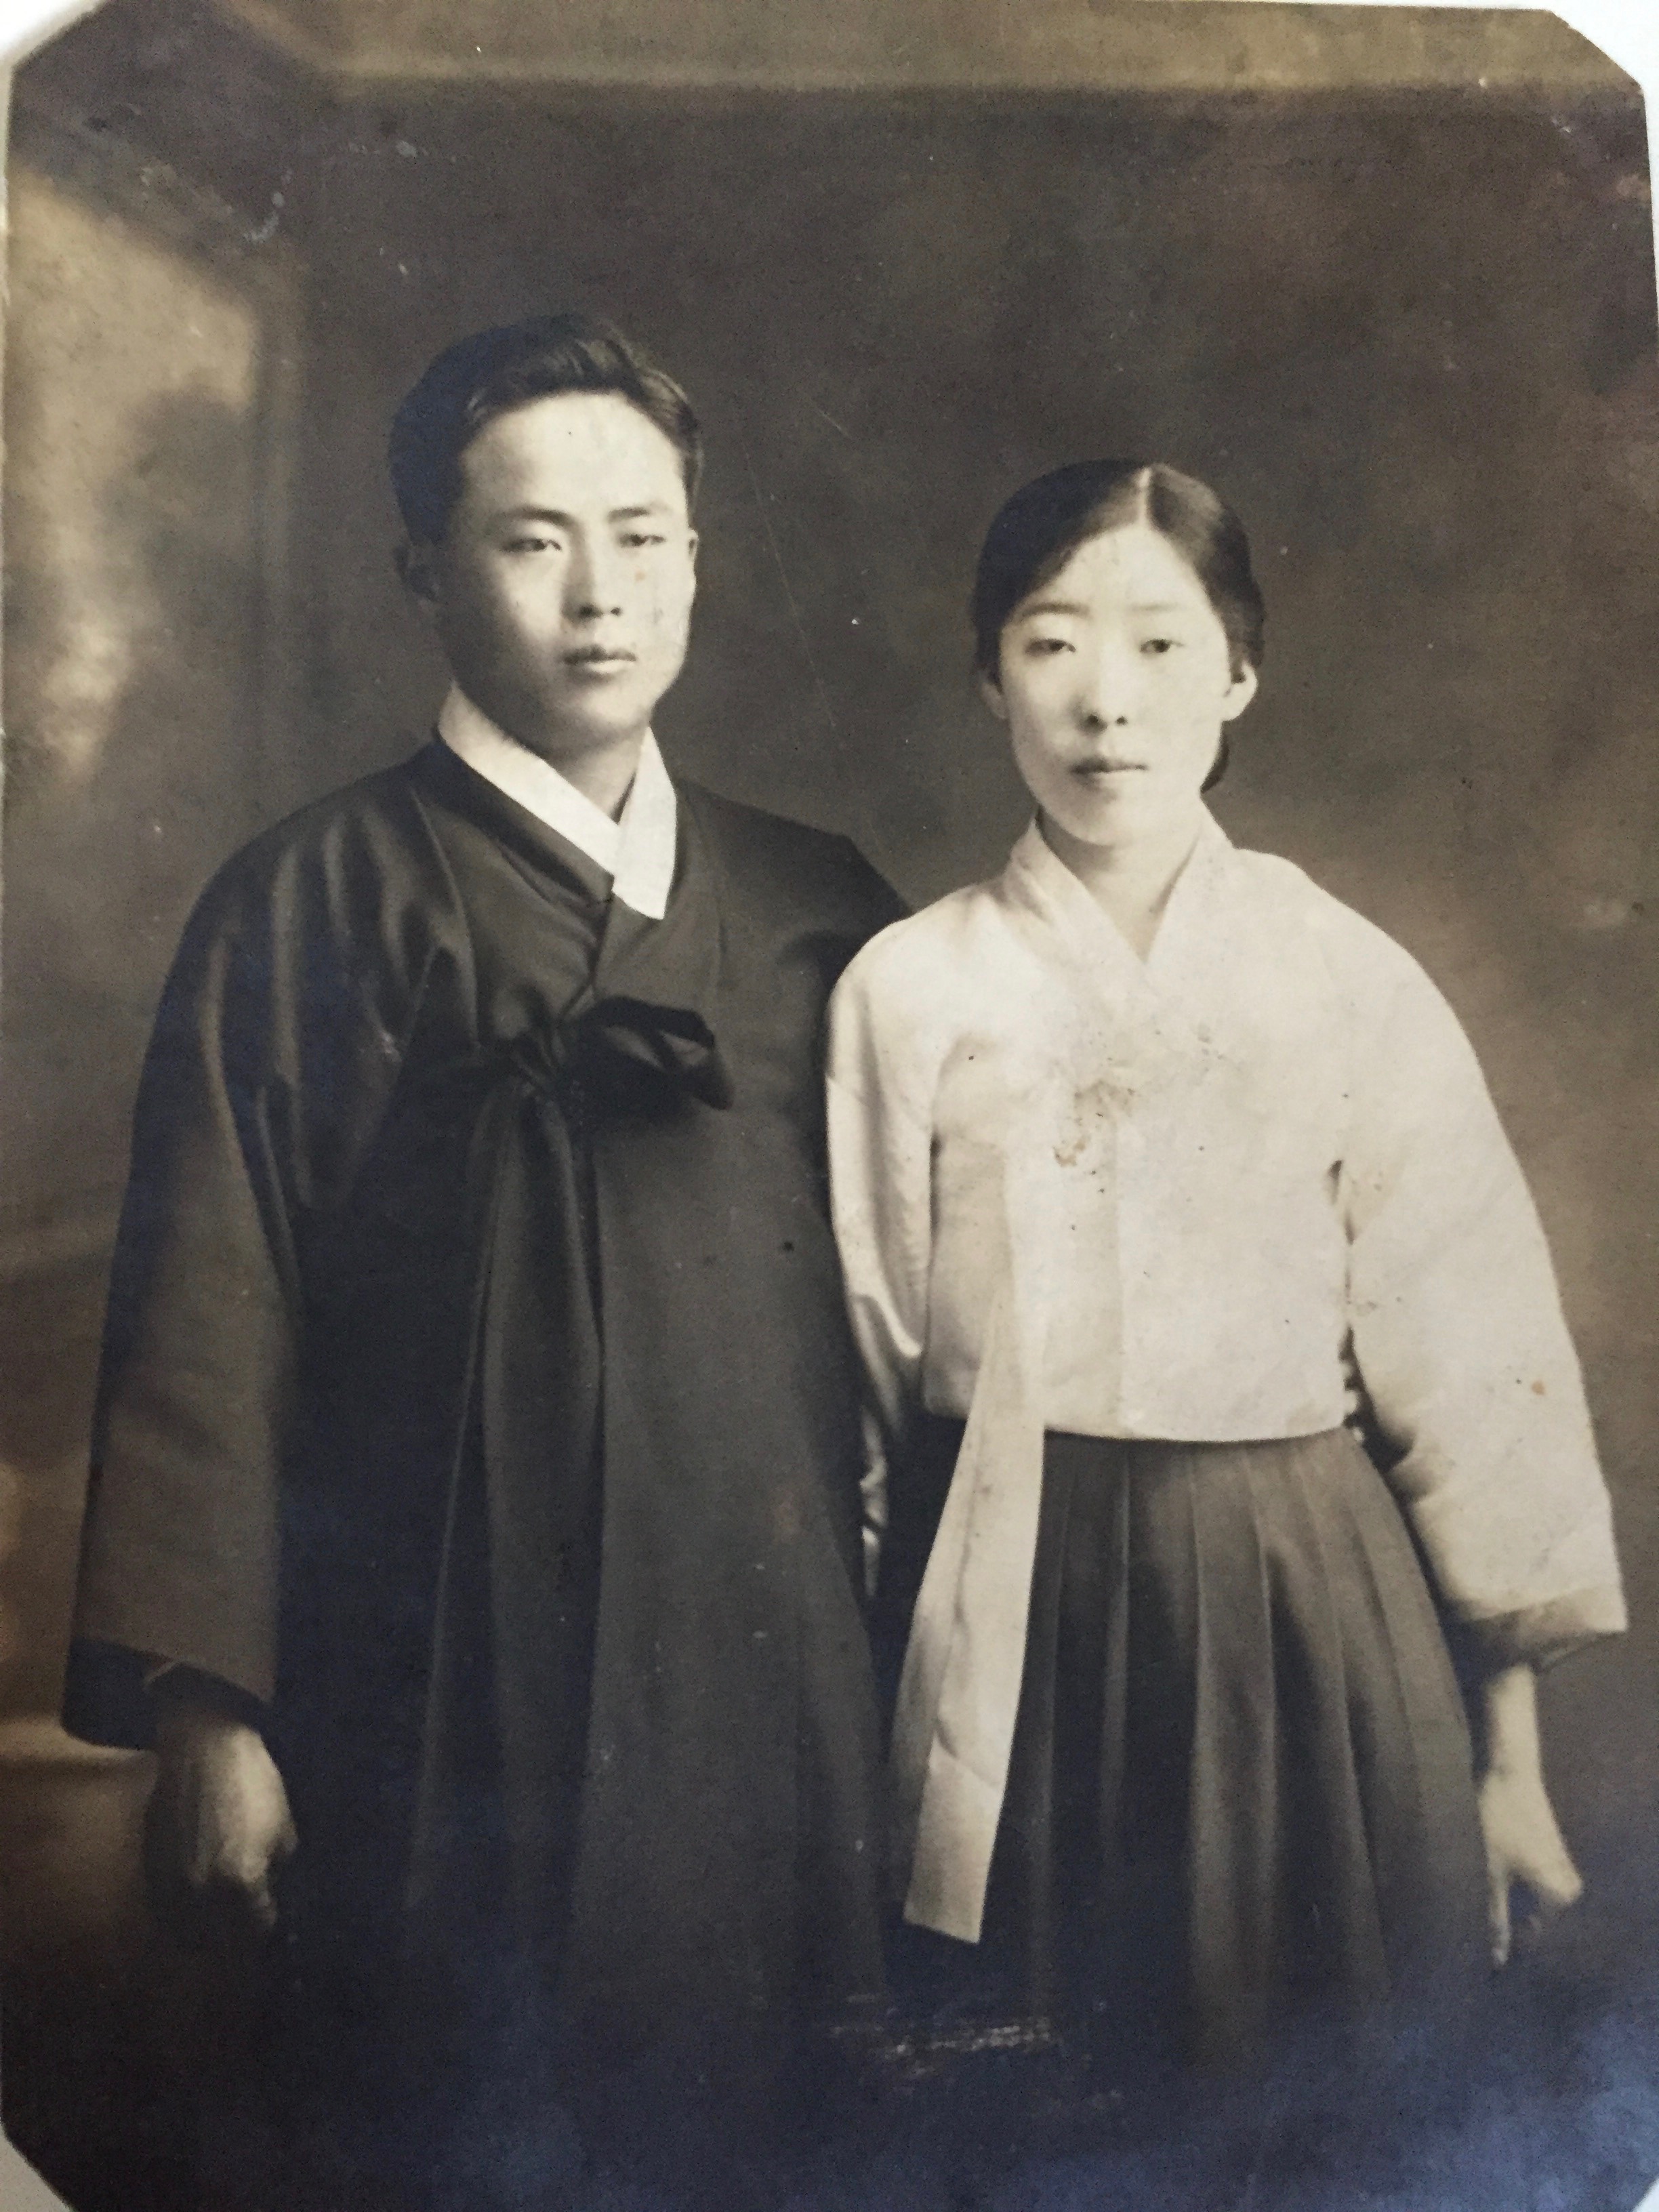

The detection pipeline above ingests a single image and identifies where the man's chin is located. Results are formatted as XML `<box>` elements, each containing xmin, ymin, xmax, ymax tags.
<box><xmin>507</xmin><ymin>706</ymin><xmax>656</xmax><ymax>764</ymax></box>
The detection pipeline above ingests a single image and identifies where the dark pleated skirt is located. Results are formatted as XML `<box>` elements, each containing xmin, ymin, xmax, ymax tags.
<box><xmin>886</xmin><ymin>1420</ymin><xmax>1489</xmax><ymax>2076</ymax></box>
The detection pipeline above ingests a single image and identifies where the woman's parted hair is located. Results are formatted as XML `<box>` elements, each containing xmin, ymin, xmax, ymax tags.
<box><xmin>388</xmin><ymin>311</ymin><xmax>703</xmax><ymax>545</ymax></box>
<box><xmin>970</xmin><ymin>459</ymin><xmax>1266</xmax><ymax>683</ymax></box>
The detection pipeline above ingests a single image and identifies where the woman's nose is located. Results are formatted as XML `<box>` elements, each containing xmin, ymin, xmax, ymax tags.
<box><xmin>1076</xmin><ymin>647</ymin><xmax>1137</xmax><ymax>728</ymax></box>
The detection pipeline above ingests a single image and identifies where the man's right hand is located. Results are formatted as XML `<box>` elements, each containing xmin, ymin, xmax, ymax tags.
<box><xmin>145</xmin><ymin>1703</ymin><xmax>298</xmax><ymax>1951</ymax></box>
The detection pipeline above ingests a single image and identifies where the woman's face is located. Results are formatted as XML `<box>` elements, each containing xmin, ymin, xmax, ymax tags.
<box><xmin>984</xmin><ymin>522</ymin><xmax>1256</xmax><ymax>855</ymax></box>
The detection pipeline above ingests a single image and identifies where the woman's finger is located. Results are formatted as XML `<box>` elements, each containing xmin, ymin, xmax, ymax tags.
<box><xmin>1528</xmin><ymin>1849</ymin><xmax>1583</xmax><ymax>1916</ymax></box>
<box><xmin>1488</xmin><ymin>1857</ymin><xmax>1512</xmax><ymax>1969</ymax></box>
<box><xmin>1510</xmin><ymin>1805</ymin><xmax>1582</xmax><ymax>1915</ymax></box>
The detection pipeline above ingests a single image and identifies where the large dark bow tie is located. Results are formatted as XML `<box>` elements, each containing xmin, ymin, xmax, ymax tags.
<box><xmin>484</xmin><ymin>995</ymin><xmax>733</xmax><ymax>1128</ymax></box>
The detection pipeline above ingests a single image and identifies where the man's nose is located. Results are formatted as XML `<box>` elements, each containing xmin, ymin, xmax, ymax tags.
<box><xmin>565</xmin><ymin>537</ymin><xmax>626</xmax><ymax>618</ymax></box>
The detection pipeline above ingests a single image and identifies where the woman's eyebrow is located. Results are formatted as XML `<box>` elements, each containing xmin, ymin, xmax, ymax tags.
<box><xmin>1015</xmin><ymin>596</ymin><xmax>1191</xmax><ymax>619</ymax></box>
<box><xmin>1015</xmin><ymin>596</ymin><xmax>1090</xmax><ymax>619</ymax></box>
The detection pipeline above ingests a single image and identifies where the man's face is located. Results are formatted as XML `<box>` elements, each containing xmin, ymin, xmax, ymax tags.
<box><xmin>412</xmin><ymin>390</ymin><xmax>699</xmax><ymax>766</ymax></box>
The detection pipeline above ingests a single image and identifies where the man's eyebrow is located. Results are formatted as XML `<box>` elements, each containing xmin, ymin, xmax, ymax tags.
<box><xmin>493</xmin><ymin>501</ymin><xmax>676</xmax><ymax>525</ymax></box>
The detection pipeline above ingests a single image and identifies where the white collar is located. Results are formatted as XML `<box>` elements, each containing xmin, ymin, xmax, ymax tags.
<box><xmin>436</xmin><ymin>684</ymin><xmax>677</xmax><ymax>920</ymax></box>
<box><xmin>1007</xmin><ymin>808</ymin><xmax>1231</xmax><ymax>982</ymax></box>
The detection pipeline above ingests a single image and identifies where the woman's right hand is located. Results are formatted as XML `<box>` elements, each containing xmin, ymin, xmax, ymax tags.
<box><xmin>146</xmin><ymin>1703</ymin><xmax>298</xmax><ymax>1952</ymax></box>
<box><xmin>1477</xmin><ymin>1662</ymin><xmax>1582</xmax><ymax>1968</ymax></box>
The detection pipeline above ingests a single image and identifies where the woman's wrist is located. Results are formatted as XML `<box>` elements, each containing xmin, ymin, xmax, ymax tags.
<box><xmin>1479</xmin><ymin>1660</ymin><xmax>1542</xmax><ymax>1782</ymax></box>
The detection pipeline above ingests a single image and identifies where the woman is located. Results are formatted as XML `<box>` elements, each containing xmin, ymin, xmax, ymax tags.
<box><xmin>827</xmin><ymin>460</ymin><xmax>1624</xmax><ymax>2074</ymax></box>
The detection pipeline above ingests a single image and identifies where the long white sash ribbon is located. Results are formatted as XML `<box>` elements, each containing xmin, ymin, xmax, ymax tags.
<box><xmin>886</xmin><ymin>1162</ymin><xmax>1052</xmax><ymax>1944</ymax></box>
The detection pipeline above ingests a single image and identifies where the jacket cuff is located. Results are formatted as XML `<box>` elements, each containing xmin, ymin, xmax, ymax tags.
<box><xmin>1456</xmin><ymin>1584</ymin><xmax>1627</xmax><ymax>1671</ymax></box>
<box><xmin>146</xmin><ymin>1661</ymin><xmax>270</xmax><ymax>1733</ymax></box>
<box><xmin>62</xmin><ymin>1639</ymin><xmax>268</xmax><ymax>1751</ymax></box>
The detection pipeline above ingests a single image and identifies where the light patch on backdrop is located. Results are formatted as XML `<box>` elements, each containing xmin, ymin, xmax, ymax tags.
<box><xmin>5</xmin><ymin>167</ymin><xmax>258</xmax><ymax>794</ymax></box>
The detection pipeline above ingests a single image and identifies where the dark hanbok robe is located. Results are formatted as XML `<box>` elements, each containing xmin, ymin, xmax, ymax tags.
<box><xmin>64</xmin><ymin>739</ymin><xmax>904</xmax><ymax>2055</ymax></box>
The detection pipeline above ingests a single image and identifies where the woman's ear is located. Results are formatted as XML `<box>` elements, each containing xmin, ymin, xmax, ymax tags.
<box><xmin>1221</xmin><ymin>661</ymin><xmax>1259</xmax><ymax>722</ymax></box>
<box><xmin>977</xmin><ymin>666</ymin><xmax>1009</xmax><ymax>723</ymax></box>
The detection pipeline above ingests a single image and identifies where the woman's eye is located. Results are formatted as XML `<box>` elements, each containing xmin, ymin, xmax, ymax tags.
<box><xmin>1141</xmin><ymin>636</ymin><xmax>1179</xmax><ymax>656</ymax></box>
<box><xmin>1025</xmin><ymin>636</ymin><xmax>1072</xmax><ymax>657</ymax></box>
<box><xmin>505</xmin><ymin>535</ymin><xmax>558</xmax><ymax>554</ymax></box>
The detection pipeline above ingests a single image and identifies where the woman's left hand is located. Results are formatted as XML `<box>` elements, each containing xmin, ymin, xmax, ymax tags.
<box><xmin>1478</xmin><ymin>1662</ymin><xmax>1582</xmax><ymax>1968</ymax></box>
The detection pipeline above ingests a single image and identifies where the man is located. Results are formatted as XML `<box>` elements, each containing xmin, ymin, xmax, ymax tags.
<box><xmin>62</xmin><ymin>315</ymin><xmax>901</xmax><ymax>2169</ymax></box>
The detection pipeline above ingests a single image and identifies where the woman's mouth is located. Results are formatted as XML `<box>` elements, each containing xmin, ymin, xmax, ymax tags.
<box><xmin>564</xmin><ymin>647</ymin><xmax>637</xmax><ymax>676</ymax></box>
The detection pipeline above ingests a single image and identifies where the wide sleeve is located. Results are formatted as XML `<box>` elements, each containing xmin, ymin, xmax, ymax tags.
<box><xmin>825</xmin><ymin>936</ymin><xmax>937</xmax><ymax>1595</ymax></box>
<box><xmin>63</xmin><ymin>813</ymin><xmax>432</xmax><ymax>1745</ymax></box>
<box><xmin>1340</xmin><ymin>957</ymin><xmax>1624</xmax><ymax>1668</ymax></box>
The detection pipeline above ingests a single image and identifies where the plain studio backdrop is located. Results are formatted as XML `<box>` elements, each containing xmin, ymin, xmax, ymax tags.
<box><xmin>0</xmin><ymin>4</ymin><xmax>1656</xmax><ymax>2208</ymax></box>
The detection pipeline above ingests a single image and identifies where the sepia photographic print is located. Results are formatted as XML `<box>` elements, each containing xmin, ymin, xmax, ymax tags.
<box><xmin>0</xmin><ymin>3</ymin><xmax>1656</xmax><ymax>2208</ymax></box>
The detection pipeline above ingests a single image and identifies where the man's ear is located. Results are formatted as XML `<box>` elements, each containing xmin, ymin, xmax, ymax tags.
<box><xmin>396</xmin><ymin>540</ymin><xmax>443</xmax><ymax>616</ymax></box>
<box><xmin>977</xmin><ymin>666</ymin><xmax>1009</xmax><ymax>723</ymax></box>
<box><xmin>687</xmin><ymin>527</ymin><xmax>700</xmax><ymax>572</ymax></box>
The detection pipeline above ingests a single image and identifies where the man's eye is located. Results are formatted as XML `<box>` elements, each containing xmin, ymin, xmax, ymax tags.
<box><xmin>621</xmin><ymin>532</ymin><xmax>667</xmax><ymax>549</ymax></box>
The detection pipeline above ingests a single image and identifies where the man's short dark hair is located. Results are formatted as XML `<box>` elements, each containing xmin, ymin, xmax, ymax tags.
<box><xmin>388</xmin><ymin>312</ymin><xmax>703</xmax><ymax>544</ymax></box>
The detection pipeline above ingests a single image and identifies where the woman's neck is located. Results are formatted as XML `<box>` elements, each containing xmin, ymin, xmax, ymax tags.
<box><xmin>1039</xmin><ymin>806</ymin><xmax>1204</xmax><ymax>960</ymax></box>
